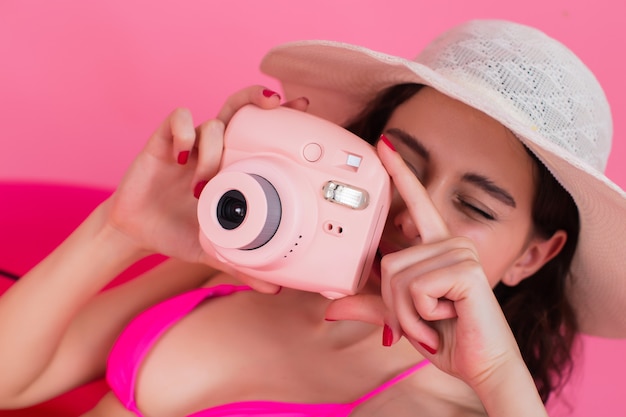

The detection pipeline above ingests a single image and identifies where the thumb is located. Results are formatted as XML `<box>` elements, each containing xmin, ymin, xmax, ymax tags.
<box><xmin>324</xmin><ymin>293</ymin><xmax>386</xmax><ymax>325</ymax></box>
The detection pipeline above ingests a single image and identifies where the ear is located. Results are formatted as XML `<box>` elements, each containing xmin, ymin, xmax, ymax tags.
<box><xmin>503</xmin><ymin>230</ymin><xmax>567</xmax><ymax>286</ymax></box>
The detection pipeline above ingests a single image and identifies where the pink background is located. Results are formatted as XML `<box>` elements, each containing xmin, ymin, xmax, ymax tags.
<box><xmin>0</xmin><ymin>0</ymin><xmax>624</xmax><ymax>416</ymax></box>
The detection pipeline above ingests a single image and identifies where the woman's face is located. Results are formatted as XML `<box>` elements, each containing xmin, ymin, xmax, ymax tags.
<box><xmin>379</xmin><ymin>86</ymin><xmax>538</xmax><ymax>287</ymax></box>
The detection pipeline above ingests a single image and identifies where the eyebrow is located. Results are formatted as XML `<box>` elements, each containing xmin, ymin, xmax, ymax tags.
<box><xmin>385</xmin><ymin>128</ymin><xmax>430</xmax><ymax>160</ymax></box>
<box><xmin>462</xmin><ymin>173</ymin><xmax>517</xmax><ymax>208</ymax></box>
<box><xmin>385</xmin><ymin>127</ymin><xmax>517</xmax><ymax>208</ymax></box>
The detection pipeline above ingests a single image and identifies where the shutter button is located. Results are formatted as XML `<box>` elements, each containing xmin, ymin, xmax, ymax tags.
<box><xmin>303</xmin><ymin>143</ymin><xmax>323</xmax><ymax>162</ymax></box>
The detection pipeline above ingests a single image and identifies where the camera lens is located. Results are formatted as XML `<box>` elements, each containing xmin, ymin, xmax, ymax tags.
<box><xmin>211</xmin><ymin>175</ymin><xmax>281</xmax><ymax>250</ymax></box>
<box><xmin>217</xmin><ymin>190</ymin><xmax>247</xmax><ymax>230</ymax></box>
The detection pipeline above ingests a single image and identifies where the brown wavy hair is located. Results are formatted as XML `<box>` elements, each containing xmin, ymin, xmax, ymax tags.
<box><xmin>344</xmin><ymin>83</ymin><xmax>580</xmax><ymax>403</ymax></box>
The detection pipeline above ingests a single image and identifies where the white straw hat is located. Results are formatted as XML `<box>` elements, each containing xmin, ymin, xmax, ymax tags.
<box><xmin>260</xmin><ymin>19</ymin><xmax>626</xmax><ymax>338</ymax></box>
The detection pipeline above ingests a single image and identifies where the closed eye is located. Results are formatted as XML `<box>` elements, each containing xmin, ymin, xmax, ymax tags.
<box><xmin>457</xmin><ymin>198</ymin><xmax>496</xmax><ymax>221</ymax></box>
<box><xmin>402</xmin><ymin>159</ymin><xmax>423</xmax><ymax>182</ymax></box>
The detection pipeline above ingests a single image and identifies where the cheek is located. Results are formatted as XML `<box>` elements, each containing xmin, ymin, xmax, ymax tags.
<box><xmin>459</xmin><ymin>227</ymin><xmax>528</xmax><ymax>288</ymax></box>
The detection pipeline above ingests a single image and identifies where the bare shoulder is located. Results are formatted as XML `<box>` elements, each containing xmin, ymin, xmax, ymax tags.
<box><xmin>117</xmin><ymin>257</ymin><xmax>220</xmax><ymax>290</ymax></box>
<box><xmin>78</xmin><ymin>258</ymin><xmax>218</xmax><ymax>333</ymax></box>
<box><xmin>12</xmin><ymin>259</ymin><xmax>220</xmax><ymax>409</ymax></box>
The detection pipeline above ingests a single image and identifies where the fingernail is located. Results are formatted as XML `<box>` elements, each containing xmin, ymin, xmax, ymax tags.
<box><xmin>300</xmin><ymin>96</ymin><xmax>310</xmax><ymax>106</ymax></box>
<box><xmin>262</xmin><ymin>89</ymin><xmax>281</xmax><ymax>99</ymax></box>
<box><xmin>193</xmin><ymin>180</ymin><xmax>208</xmax><ymax>199</ymax></box>
<box><xmin>382</xmin><ymin>324</ymin><xmax>393</xmax><ymax>347</ymax></box>
<box><xmin>419</xmin><ymin>342</ymin><xmax>437</xmax><ymax>355</ymax></box>
<box><xmin>177</xmin><ymin>150</ymin><xmax>190</xmax><ymax>165</ymax></box>
<box><xmin>380</xmin><ymin>134</ymin><xmax>396</xmax><ymax>152</ymax></box>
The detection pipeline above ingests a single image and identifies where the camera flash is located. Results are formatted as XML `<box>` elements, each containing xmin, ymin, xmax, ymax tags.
<box><xmin>323</xmin><ymin>181</ymin><xmax>369</xmax><ymax>209</ymax></box>
<box><xmin>346</xmin><ymin>154</ymin><xmax>362</xmax><ymax>168</ymax></box>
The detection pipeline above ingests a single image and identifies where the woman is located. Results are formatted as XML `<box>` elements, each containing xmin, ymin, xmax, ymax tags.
<box><xmin>0</xmin><ymin>19</ymin><xmax>623</xmax><ymax>417</ymax></box>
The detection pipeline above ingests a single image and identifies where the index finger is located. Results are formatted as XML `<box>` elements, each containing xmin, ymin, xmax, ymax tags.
<box><xmin>144</xmin><ymin>107</ymin><xmax>196</xmax><ymax>160</ymax></box>
<box><xmin>324</xmin><ymin>293</ymin><xmax>387</xmax><ymax>325</ymax></box>
<box><xmin>377</xmin><ymin>136</ymin><xmax>450</xmax><ymax>243</ymax></box>
<box><xmin>216</xmin><ymin>85</ymin><xmax>282</xmax><ymax>124</ymax></box>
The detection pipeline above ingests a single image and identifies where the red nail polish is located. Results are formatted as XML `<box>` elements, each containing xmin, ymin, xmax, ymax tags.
<box><xmin>193</xmin><ymin>180</ymin><xmax>208</xmax><ymax>199</ymax></box>
<box><xmin>382</xmin><ymin>324</ymin><xmax>393</xmax><ymax>347</ymax></box>
<box><xmin>380</xmin><ymin>134</ymin><xmax>396</xmax><ymax>152</ymax></box>
<box><xmin>262</xmin><ymin>89</ymin><xmax>281</xmax><ymax>99</ymax></box>
<box><xmin>177</xmin><ymin>150</ymin><xmax>190</xmax><ymax>165</ymax></box>
<box><xmin>419</xmin><ymin>342</ymin><xmax>437</xmax><ymax>355</ymax></box>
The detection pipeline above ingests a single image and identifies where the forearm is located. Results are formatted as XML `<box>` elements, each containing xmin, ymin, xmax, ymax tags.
<box><xmin>473</xmin><ymin>357</ymin><xmax>548</xmax><ymax>417</ymax></box>
<box><xmin>0</xmin><ymin>200</ymin><xmax>146</xmax><ymax>399</ymax></box>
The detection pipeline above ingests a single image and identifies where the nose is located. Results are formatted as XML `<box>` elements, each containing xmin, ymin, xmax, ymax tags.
<box><xmin>391</xmin><ymin>179</ymin><xmax>448</xmax><ymax>242</ymax></box>
<box><xmin>393</xmin><ymin>208</ymin><xmax>420</xmax><ymax>241</ymax></box>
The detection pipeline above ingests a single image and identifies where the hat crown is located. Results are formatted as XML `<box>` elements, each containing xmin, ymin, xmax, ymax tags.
<box><xmin>416</xmin><ymin>20</ymin><xmax>613</xmax><ymax>172</ymax></box>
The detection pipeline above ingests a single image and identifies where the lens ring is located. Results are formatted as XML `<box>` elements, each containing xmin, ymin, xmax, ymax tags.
<box><xmin>197</xmin><ymin>167</ymin><xmax>287</xmax><ymax>254</ymax></box>
<box><xmin>241</xmin><ymin>174</ymin><xmax>281</xmax><ymax>249</ymax></box>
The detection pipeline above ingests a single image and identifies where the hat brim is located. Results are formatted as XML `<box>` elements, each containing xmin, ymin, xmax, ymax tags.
<box><xmin>261</xmin><ymin>41</ymin><xmax>626</xmax><ymax>338</ymax></box>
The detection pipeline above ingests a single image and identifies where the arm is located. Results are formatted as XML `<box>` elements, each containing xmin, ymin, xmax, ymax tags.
<box><xmin>0</xmin><ymin>202</ymin><xmax>142</xmax><ymax>405</ymax></box>
<box><xmin>0</xmin><ymin>105</ymin><xmax>218</xmax><ymax>408</ymax></box>
<box><xmin>0</xmin><ymin>204</ymin><xmax>214</xmax><ymax>408</ymax></box>
<box><xmin>472</xmin><ymin>357</ymin><xmax>548</xmax><ymax>417</ymax></box>
<box><xmin>0</xmin><ymin>86</ymin><xmax>297</xmax><ymax>409</ymax></box>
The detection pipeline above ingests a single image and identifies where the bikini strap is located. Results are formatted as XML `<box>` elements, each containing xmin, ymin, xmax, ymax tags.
<box><xmin>350</xmin><ymin>359</ymin><xmax>430</xmax><ymax>407</ymax></box>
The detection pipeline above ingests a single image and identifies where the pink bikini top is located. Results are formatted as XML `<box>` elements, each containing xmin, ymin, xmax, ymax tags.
<box><xmin>106</xmin><ymin>284</ymin><xmax>429</xmax><ymax>417</ymax></box>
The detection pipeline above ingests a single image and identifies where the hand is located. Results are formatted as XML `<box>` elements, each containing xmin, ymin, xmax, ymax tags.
<box><xmin>104</xmin><ymin>87</ymin><xmax>294</xmax><ymax>261</ymax></box>
<box><xmin>103</xmin><ymin>86</ymin><xmax>309</xmax><ymax>292</ymax></box>
<box><xmin>325</xmin><ymin>138</ymin><xmax>525</xmax><ymax>389</ymax></box>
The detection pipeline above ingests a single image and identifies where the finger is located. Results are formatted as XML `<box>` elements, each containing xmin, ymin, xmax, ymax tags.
<box><xmin>377</xmin><ymin>137</ymin><xmax>449</xmax><ymax>243</ymax></box>
<box><xmin>386</xmin><ymin>255</ymin><xmax>460</xmax><ymax>322</ymax></box>
<box><xmin>216</xmin><ymin>85</ymin><xmax>282</xmax><ymax>124</ymax></box>
<box><xmin>281</xmin><ymin>96</ymin><xmax>310</xmax><ymax>112</ymax></box>
<box><xmin>170</xmin><ymin>108</ymin><xmax>197</xmax><ymax>163</ymax></box>
<box><xmin>324</xmin><ymin>294</ymin><xmax>386</xmax><ymax>325</ymax></box>
<box><xmin>395</xmin><ymin>294</ymin><xmax>441</xmax><ymax>352</ymax></box>
<box><xmin>412</xmin><ymin>290</ymin><xmax>458</xmax><ymax>322</ymax></box>
<box><xmin>379</xmin><ymin>243</ymin><xmax>471</xmax><ymax>348</ymax></box>
<box><xmin>146</xmin><ymin>107</ymin><xmax>196</xmax><ymax>161</ymax></box>
<box><xmin>390</xmin><ymin>251</ymin><xmax>491</xmax><ymax>351</ymax></box>
<box><xmin>233</xmin><ymin>271</ymin><xmax>282</xmax><ymax>295</ymax></box>
<box><xmin>192</xmin><ymin>119</ymin><xmax>225</xmax><ymax>197</ymax></box>
<box><xmin>377</xmin><ymin>244</ymin><xmax>447</xmax><ymax>342</ymax></box>
<box><xmin>380</xmin><ymin>237</ymin><xmax>479</xmax><ymax>287</ymax></box>
<box><xmin>388</xmin><ymin>269</ymin><xmax>442</xmax><ymax>352</ymax></box>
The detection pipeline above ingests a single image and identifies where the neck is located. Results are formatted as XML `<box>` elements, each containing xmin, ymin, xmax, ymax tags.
<box><xmin>267</xmin><ymin>287</ymin><xmax>382</xmax><ymax>349</ymax></box>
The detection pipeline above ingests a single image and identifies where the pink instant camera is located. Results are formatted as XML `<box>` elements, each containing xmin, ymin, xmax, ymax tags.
<box><xmin>197</xmin><ymin>105</ymin><xmax>391</xmax><ymax>299</ymax></box>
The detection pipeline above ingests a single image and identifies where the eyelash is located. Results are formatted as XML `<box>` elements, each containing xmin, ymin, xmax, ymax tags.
<box><xmin>396</xmin><ymin>147</ymin><xmax>496</xmax><ymax>222</ymax></box>
<box><xmin>403</xmin><ymin>160</ymin><xmax>423</xmax><ymax>181</ymax></box>
<box><xmin>457</xmin><ymin>198</ymin><xmax>496</xmax><ymax>221</ymax></box>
